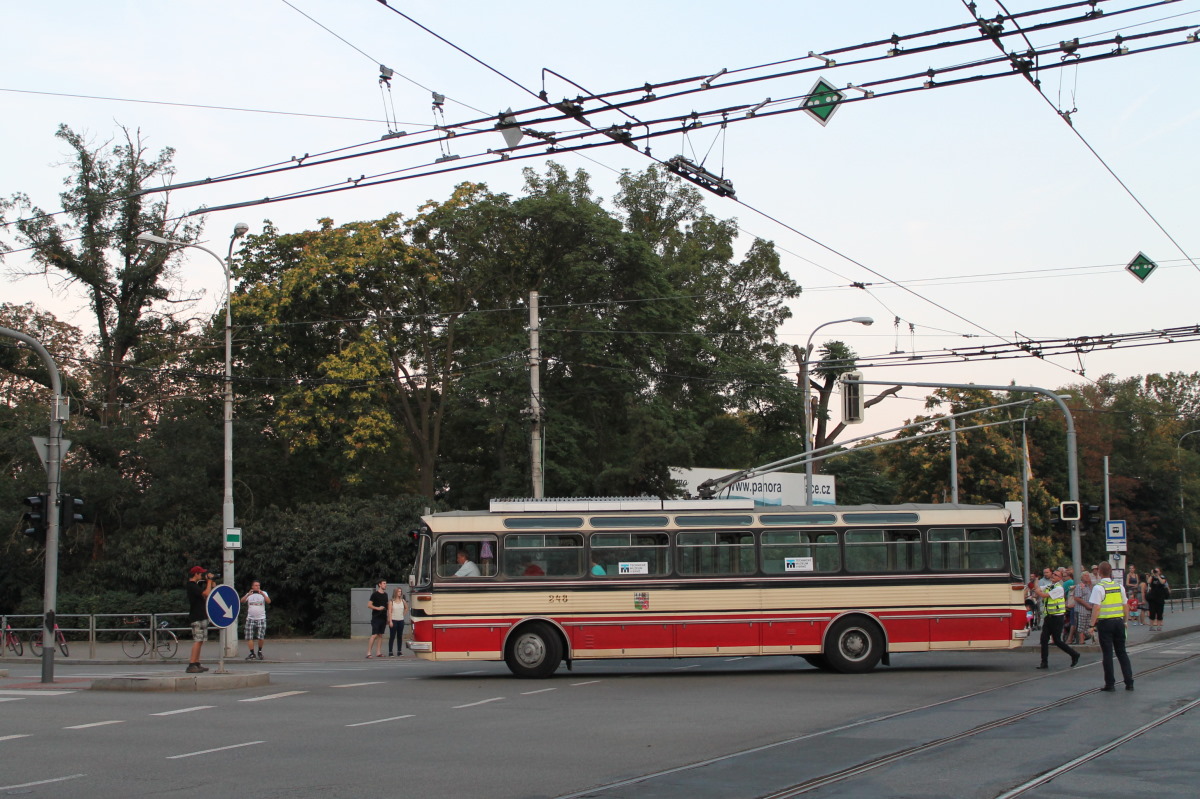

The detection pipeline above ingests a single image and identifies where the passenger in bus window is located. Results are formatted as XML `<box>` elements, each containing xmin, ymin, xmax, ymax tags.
<box><xmin>590</xmin><ymin>556</ymin><xmax>606</xmax><ymax>576</ymax></box>
<box><xmin>522</xmin><ymin>557</ymin><xmax>545</xmax><ymax>576</ymax></box>
<box><xmin>454</xmin><ymin>549</ymin><xmax>481</xmax><ymax>577</ymax></box>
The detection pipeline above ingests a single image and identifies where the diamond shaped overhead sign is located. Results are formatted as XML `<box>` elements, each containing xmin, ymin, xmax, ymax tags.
<box><xmin>1126</xmin><ymin>252</ymin><xmax>1157</xmax><ymax>282</ymax></box>
<box><xmin>802</xmin><ymin>77</ymin><xmax>846</xmax><ymax>126</ymax></box>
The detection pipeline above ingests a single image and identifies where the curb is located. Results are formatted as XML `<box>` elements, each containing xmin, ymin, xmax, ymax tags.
<box><xmin>90</xmin><ymin>670</ymin><xmax>271</xmax><ymax>692</ymax></box>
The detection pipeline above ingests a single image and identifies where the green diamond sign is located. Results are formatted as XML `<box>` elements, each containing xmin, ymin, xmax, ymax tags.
<box><xmin>802</xmin><ymin>77</ymin><xmax>846</xmax><ymax>126</ymax></box>
<box><xmin>1126</xmin><ymin>252</ymin><xmax>1157</xmax><ymax>283</ymax></box>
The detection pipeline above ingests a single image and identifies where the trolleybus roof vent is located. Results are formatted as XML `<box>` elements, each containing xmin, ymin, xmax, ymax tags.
<box><xmin>489</xmin><ymin>497</ymin><xmax>754</xmax><ymax>513</ymax></box>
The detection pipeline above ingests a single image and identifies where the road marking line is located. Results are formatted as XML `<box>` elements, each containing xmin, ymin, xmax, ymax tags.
<box><xmin>0</xmin><ymin>774</ymin><xmax>86</xmax><ymax>790</ymax></box>
<box><xmin>0</xmin><ymin>689</ymin><xmax>77</xmax><ymax>696</ymax></box>
<box><xmin>724</xmin><ymin>657</ymin><xmax>748</xmax><ymax>661</ymax></box>
<box><xmin>151</xmin><ymin>706</ymin><xmax>214</xmax><ymax>716</ymax></box>
<box><xmin>331</xmin><ymin>682</ymin><xmax>385</xmax><ymax>688</ymax></box>
<box><xmin>65</xmin><ymin>720</ymin><xmax>124</xmax><ymax>729</ymax></box>
<box><xmin>453</xmin><ymin>697</ymin><xmax>504</xmax><ymax>709</ymax></box>
<box><xmin>672</xmin><ymin>664</ymin><xmax>700</xmax><ymax>670</ymax></box>
<box><xmin>239</xmin><ymin>691</ymin><xmax>307</xmax><ymax>702</ymax></box>
<box><xmin>0</xmin><ymin>698</ymin><xmax>23</xmax><ymax>703</ymax></box>
<box><xmin>454</xmin><ymin>670</ymin><xmax>485</xmax><ymax>675</ymax></box>
<box><xmin>1</xmin><ymin>734</ymin><xmax>32</xmax><ymax>741</ymax></box>
<box><xmin>522</xmin><ymin>688</ymin><xmax>557</xmax><ymax>695</ymax></box>
<box><xmin>570</xmin><ymin>680</ymin><xmax>601</xmax><ymax>686</ymax></box>
<box><xmin>167</xmin><ymin>741</ymin><xmax>265</xmax><ymax>759</ymax></box>
<box><xmin>346</xmin><ymin>714</ymin><xmax>415</xmax><ymax>727</ymax></box>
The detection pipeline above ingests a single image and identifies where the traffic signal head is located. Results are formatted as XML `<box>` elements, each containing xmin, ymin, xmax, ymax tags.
<box><xmin>841</xmin><ymin>370</ymin><xmax>865</xmax><ymax>425</ymax></box>
<box><xmin>1059</xmin><ymin>501</ymin><xmax>1081</xmax><ymax>521</ymax></box>
<box><xmin>60</xmin><ymin>495</ymin><xmax>84</xmax><ymax>530</ymax></box>
<box><xmin>21</xmin><ymin>494</ymin><xmax>49</xmax><ymax>541</ymax></box>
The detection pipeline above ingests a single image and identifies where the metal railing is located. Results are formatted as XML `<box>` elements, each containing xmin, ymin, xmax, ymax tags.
<box><xmin>0</xmin><ymin>612</ymin><xmax>188</xmax><ymax>660</ymax></box>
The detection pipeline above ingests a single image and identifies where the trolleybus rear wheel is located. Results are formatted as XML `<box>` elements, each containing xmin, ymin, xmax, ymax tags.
<box><xmin>800</xmin><ymin>654</ymin><xmax>831</xmax><ymax>670</ymax></box>
<box><xmin>505</xmin><ymin>623</ymin><xmax>562</xmax><ymax>679</ymax></box>
<box><xmin>824</xmin><ymin>617</ymin><xmax>883</xmax><ymax>674</ymax></box>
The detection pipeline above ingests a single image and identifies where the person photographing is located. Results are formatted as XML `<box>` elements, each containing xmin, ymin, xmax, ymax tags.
<box><xmin>186</xmin><ymin>566</ymin><xmax>215</xmax><ymax>674</ymax></box>
<box><xmin>240</xmin><ymin>580</ymin><xmax>271</xmax><ymax>661</ymax></box>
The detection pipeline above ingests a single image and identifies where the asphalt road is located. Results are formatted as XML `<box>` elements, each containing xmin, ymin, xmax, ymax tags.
<box><xmin>2</xmin><ymin>632</ymin><xmax>1198</xmax><ymax>799</ymax></box>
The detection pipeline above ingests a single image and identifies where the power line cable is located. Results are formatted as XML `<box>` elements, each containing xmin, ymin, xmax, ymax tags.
<box><xmin>965</xmin><ymin>0</ymin><xmax>1200</xmax><ymax>274</ymax></box>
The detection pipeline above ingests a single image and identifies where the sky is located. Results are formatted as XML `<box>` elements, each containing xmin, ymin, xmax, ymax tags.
<box><xmin>3</xmin><ymin>0</ymin><xmax>1199</xmax><ymax>440</ymax></box>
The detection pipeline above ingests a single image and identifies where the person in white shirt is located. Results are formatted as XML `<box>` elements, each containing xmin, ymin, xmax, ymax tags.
<box><xmin>1087</xmin><ymin>561</ymin><xmax>1134</xmax><ymax>691</ymax></box>
<box><xmin>240</xmin><ymin>580</ymin><xmax>271</xmax><ymax>661</ymax></box>
<box><xmin>454</xmin><ymin>550</ymin><xmax>481</xmax><ymax>577</ymax></box>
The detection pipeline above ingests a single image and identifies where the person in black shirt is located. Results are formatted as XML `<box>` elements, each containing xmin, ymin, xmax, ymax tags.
<box><xmin>186</xmin><ymin>566</ymin><xmax>215</xmax><ymax>673</ymax></box>
<box><xmin>366</xmin><ymin>579</ymin><xmax>388</xmax><ymax>658</ymax></box>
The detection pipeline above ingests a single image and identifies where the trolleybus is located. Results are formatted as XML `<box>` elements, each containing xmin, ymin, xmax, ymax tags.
<box><xmin>407</xmin><ymin>497</ymin><xmax>1028</xmax><ymax>678</ymax></box>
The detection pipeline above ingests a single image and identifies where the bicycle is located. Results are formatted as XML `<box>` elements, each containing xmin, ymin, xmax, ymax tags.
<box><xmin>121</xmin><ymin>619</ymin><xmax>179</xmax><ymax>659</ymax></box>
<box><xmin>3</xmin><ymin>623</ymin><xmax>22</xmax><ymax>657</ymax></box>
<box><xmin>29</xmin><ymin>623</ymin><xmax>69</xmax><ymax>658</ymax></box>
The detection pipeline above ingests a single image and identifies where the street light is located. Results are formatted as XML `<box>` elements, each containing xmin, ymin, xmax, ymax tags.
<box><xmin>800</xmin><ymin>317</ymin><xmax>873</xmax><ymax>505</ymax></box>
<box><xmin>138</xmin><ymin>224</ymin><xmax>249</xmax><ymax>656</ymax></box>
<box><xmin>1178</xmin><ymin>429</ymin><xmax>1200</xmax><ymax>600</ymax></box>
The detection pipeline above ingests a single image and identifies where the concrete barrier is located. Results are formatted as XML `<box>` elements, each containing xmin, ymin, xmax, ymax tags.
<box><xmin>91</xmin><ymin>671</ymin><xmax>270</xmax><ymax>692</ymax></box>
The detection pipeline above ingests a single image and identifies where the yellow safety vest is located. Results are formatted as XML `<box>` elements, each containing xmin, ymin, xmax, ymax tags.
<box><xmin>1044</xmin><ymin>584</ymin><xmax>1066</xmax><ymax>616</ymax></box>
<box><xmin>1096</xmin><ymin>578</ymin><xmax>1125</xmax><ymax>620</ymax></box>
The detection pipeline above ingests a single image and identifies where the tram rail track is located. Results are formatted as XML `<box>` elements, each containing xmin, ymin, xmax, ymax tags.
<box><xmin>555</xmin><ymin>643</ymin><xmax>1200</xmax><ymax>799</ymax></box>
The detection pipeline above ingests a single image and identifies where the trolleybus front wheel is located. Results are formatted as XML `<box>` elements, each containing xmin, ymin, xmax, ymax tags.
<box><xmin>824</xmin><ymin>617</ymin><xmax>883</xmax><ymax>674</ymax></box>
<box><xmin>505</xmin><ymin>623</ymin><xmax>562</xmax><ymax>679</ymax></box>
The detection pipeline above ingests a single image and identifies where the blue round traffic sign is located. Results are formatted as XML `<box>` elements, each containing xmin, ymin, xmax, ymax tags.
<box><xmin>206</xmin><ymin>584</ymin><xmax>241</xmax><ymax>628</ymax></box>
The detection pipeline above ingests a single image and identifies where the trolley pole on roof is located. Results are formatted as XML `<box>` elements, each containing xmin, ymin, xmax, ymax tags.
<box><xmin>846</xmin><ymin>378</ymin><xmax>1082</xmax><ymax>579</ymax></box>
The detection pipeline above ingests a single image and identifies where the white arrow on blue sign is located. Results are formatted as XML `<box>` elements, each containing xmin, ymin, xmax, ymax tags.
<box><xmin>206</xmin><ymin>584</ymin><xmax>241</xmax><ymax>628</ymax></box>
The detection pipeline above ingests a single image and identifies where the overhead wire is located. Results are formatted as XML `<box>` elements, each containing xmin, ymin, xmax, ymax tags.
<box><xmin>964</xmin><ymin>0</ymin><xmax>1200</xmax><ymax>274</ymax></box>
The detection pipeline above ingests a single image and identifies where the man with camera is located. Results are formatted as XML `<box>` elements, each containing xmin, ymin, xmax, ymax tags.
<box><xmin>186</xmin><ymin>566</ymin><xmax>215</xmax><ymax>674</ymax></box>
<box><xmin>240</xmin><ymin>580</ymin><xmax>271</xmax><ymax>661</ymax></box>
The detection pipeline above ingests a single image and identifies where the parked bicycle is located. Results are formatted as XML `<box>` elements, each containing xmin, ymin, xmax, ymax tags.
<box><xmin>30</xmin><ymin>623</ymin><xmax>69</xmax><ymax>658</ymax></box>
<box><xmin>3</xmin><ymin>623</ymin><xmax>22</xmax><ymax>657</ymax></box>
<box><xmin>121</xmin><ymin>619</ymin><xmax>179</xmax><ymax>659</ymax></box>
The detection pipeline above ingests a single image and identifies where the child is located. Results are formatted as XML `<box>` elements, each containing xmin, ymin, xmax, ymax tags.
<box><xmin>1128</xmin><ymin>596</ymin><xmax>1141</xmax><ymax>625</ymax></box>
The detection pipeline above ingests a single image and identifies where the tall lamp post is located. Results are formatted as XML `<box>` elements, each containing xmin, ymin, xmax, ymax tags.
<box><xmin>1178</xmin><ymin>429</ymin><xmax>1200</xmax><ymax>600</ymax></box>
<box><xmin>138</xmin><ymin>224</ymin><xmax>249</xmax><ymax>656</ymax></box>
<box><xmin>800</xmin><ymin>317</ymin><xmax>873</xmax><ymax>504</ymax></box>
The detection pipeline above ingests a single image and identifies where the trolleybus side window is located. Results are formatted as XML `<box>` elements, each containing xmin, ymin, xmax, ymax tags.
<box><xmin>928</xmin><ymin>527</ymin><xmax>1005</xmax><ymax>571</ymax></box>
<box><xmin>502</xmin><ymin>534</ymin><xmax>583</xmax><ymax>578</ymax></box>
<box><xmin>760</xmin><ymin>530</ymin><xmax>840</xmax><ymax>574</ymax></box>
<box><xmin>844</xmin><ymin>529</ymin><xmax>923</xmax><ymax>572</ymax></box>
<box><xmin>676</xmin><ymin>531</ymin><xmax>755</xmax><ymax>576</ymax></box>
<box><xmin>590</xmin><ymin>532</ymin><xmax>670</xmax><ymax>576</ymax></box>
<box><xmin>436</xmin><ymin>537</ymin><xmax>497</xmax><ymax>578</ymax></box>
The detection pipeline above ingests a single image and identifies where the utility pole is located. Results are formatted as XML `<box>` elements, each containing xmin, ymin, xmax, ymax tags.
<box><xmin>949</xmin><ymin>415</ymin><xmax>959</xmax><ymax>503</ymax></box>
<box><xmin>528</xmin><ymin>291</ymin><xmax>544</xmax><ymax>498</ymax></box>
<box><xmin>1</xmin><ymin>327</ymin><xmax>64</xmax><ymax>684</ymax></box>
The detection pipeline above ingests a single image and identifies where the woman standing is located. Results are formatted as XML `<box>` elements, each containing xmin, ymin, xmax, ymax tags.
<box><xmin>1145</xmin><ymin>568</ymin><xmax>1170</xmax><ymax>631</ymax></box>
<box><xmin>387</xmin><ymin>587</ymin><xmax>409</xmax><ymax>656</ymax></box>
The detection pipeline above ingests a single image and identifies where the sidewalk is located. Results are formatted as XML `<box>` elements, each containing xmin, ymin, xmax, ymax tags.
<box><xmin>0</xmin><ymin>637</ymin><xmax>414</xmax><ymax>668</ymax></box>
<box><xmin>1019</xmin><ymin>595</ymin><xmax>1200</xmax><ymax>651</ymax></box>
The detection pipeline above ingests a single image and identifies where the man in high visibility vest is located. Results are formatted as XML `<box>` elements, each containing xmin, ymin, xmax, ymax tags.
<box><xmin>1088</xmin><ymin>560</ymin><xmax>1134</xmax><ymax>691</ymax></box>
<box><xmin>1032</xmin><ymin>567</ymin><xmax>1080</xmax><ymax>669</ymax></box>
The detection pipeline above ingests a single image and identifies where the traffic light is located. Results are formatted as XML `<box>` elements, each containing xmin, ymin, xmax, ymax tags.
<box><xmin>21</xmin><ymin>494</ymin><xmax>49</xmax><ymax>542</ymax></box>
<box><xmin>1049</xmin><ymin>506</ymin><xmax>1062</xmax><ymax>524</ymax></box>
<box><xmin>1059</xmin><ymin>501</ymin><xmax>1081</xmax><ymax>521</ymax></box>
<box><xmin>841</xmin><ymin>370</ymin><xmax>865</xmax><ymax>425</ymax></box>
<box><xmin>1082</xmin><ymin>504</ymin><xmax>1101</xmax><ymax>529</ymax></box>
<box><xmin>60</xmin><ymin>495</ymin><xmax>84</xmax><ymax>531</ymax></box>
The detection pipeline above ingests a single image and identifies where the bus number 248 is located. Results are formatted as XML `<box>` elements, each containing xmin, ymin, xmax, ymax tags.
<box><xmin>548</xmin><ymin>594</ymin><xmax>569</xmax><ymax>604</ymax></box>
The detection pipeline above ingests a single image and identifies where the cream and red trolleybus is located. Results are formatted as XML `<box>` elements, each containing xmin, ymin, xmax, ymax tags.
<box><xmin>407</xmin><ymin>497</ymin><xmax>1028</xmax><ymax>678</ymax></box>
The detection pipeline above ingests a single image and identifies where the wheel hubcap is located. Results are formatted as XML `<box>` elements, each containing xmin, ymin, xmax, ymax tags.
<box><xmin>515</xmin><ymin>634</ymin><xmax>546</xmax><ymax>668</ymax></box>
<box><xmin>839</xmin><ymin>628</ymin><xmax>869</xmax><ymax>661</ymax></box>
